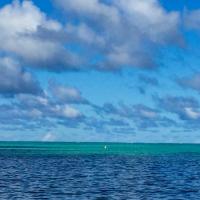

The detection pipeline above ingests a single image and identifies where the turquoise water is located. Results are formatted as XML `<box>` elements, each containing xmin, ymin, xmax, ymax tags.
<box><xmin>0</xmin><ymin>142</ymin><xmax>200</xmax><ymax>155</ymax></box>
<box><xmin>1</xmin><ymin>142</ymin><xmax>200</xmax><ymax>199</ymax></box>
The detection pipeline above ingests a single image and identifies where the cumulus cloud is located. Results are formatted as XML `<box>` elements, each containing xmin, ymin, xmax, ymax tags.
<box><xmin>157</xmin><ymin>96</ymin><xmax>200</xmax><ymax>121</ymax></box>
<box><xmin>155</xmin><ymin>95</ymin><xmax>200</xmax><ymax>132</ymax></box>
<box><xmin>56</xmin><ymin>0</ymin><xmax>119</xmax><ymax>23</ymax></box>
<box><xmin>114</xmin><ymin>0</ymin><xmax>180</xmax><ymax>43</ymax></box>
<box><xmin>93</xmin><ymin>102</ymin><xmax>175</xmax><ymax>130</ymax></box>
<box><xmin>55</xmin><ymin>0</ymin><xmax>182</xmax><ymax>70</ymax></box>
<box><xmin>184</xmin><ymin>107</ymin><xmax>200</xmax><ymax>120</ymax></box>
<box><xmin>49</xmin><ymin>82</ymin><xmax>88</xmax><ymax>104</ymax></box>
<box><xmin>0</xmin><ymin>80</ymin><xmax>92</xmax><ymax>131</ymax></box>
<box><xmin>0</xmin><ymin>0</ymin><xmax>184</xmax><ymax>72</ymax></box>
<box><xmin>184</xmin><ymin>9</ymin><xmax>200</xmax><ymax>30</ymax></box>
<box><xmin>177</xmin><ymin>74</ymin><xmax>200</xmax><ymax>92</ymax></box>
<box><xmin>1</xmin><ymin>0</ymin><xmax>200</xmax><ymax>138</ymax></box>
<box><xmin>57</xmin><ymin>0</ymin><xmax>180</xmax><ymax>42</ymax></box>
<box><xmin>42</xmin><ymin>132</ymin><xmax>56</xmax><ymax>142</ymax></box>
<box><xmin>0</xmin><ymin>57</ymin><xmax>42</xmax><ymax>96</ymax></box>
<box><xmin>16</xmin><ymin>93</ymin><xmax>82</xmax><ymax>120</ymax></box>
<box><xmin>97</xmin><ymin>103</ymin><xmax>158</xmax><ymax>119</ymax></box>
<box><xmin>0</xmin><ymin>92</ymin><xmax>85</xmax><ymax>131</ymax></box>
<box><xmin>0</xmin><ymin>0</ymin><xmax>83</xmax><ymax>71</ymax></box>
<box><xmin>50</xmin><ymin>104</ymin><xmax>82</xmax><ymax>119</ymax></box>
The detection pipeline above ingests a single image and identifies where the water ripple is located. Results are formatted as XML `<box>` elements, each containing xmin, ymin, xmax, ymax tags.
<box><xmin>0</xmin><ymin>154</ymin><xmax>200</xmax><ymax>199</ymax></box>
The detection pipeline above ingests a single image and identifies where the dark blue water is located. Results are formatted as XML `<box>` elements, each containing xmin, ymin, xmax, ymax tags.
<box><xmin>1</xmin><ymin>154</ymin><xmax>200</xmax><ymax>199</ymax></box>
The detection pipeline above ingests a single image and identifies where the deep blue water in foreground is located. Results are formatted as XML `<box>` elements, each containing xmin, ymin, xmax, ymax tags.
<box><xmin>1</xmin><ymin>143</ymin><xmax>200</xmax><ymax>199</ymax></box>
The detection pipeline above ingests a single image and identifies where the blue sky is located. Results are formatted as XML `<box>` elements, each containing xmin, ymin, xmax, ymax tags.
<box><xmin>1</xmin><ymin>0</ymin><xmax>200</xmax><ymax>142</ymax></box>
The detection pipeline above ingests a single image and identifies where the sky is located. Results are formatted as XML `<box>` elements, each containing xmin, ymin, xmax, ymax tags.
<box><xmin>1</xmin><ymin>0</ymin><xmax>200</xmax><ymax>142</ymax></box>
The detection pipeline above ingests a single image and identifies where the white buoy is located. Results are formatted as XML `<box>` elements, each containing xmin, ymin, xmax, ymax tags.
<box><xmin>104</xmin><ymin>145</ymin><xmax>107</xmax><ymax>149</ymax></box>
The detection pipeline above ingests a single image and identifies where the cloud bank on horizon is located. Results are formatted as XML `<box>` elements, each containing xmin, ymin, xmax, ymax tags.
<box><xmin>1</xmin><ymin>0</ymin><xmax>200</xmax><ymax>142</ymax></box>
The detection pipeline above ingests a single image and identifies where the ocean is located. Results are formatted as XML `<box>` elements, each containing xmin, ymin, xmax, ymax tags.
<box><xmin>1</xmin><ymin>142</ymin><xmax>200</xmax><ymax>199</ymax></box>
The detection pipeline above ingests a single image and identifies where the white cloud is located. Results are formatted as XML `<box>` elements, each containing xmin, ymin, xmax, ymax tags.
<box><xmin>116</xmin><ymin>0</ymin><xmax>180</xmax><ymax>43</ymax></box>
<box><xmin>56</xmin><ymin>0</ymin><xmax>181</xmax><ymax>69</ymax></box>
<box><xmin>42</xmin><ymin>132</ymin><xmax>56</xmax><ymax>141</ymax></box>
<box><xmin>49</xmin><ymin>82</ymin><xmax>88</xmax><ymax>104</ymax></box>
<box><xmin>0</xmin><ymin>1</ymin><xmax>61</xmax><ymax>34</ymax></box>
<box><xmin>17</xmin><ymin>93</ymin><xmax>83</xmax><ymax>120</ymax></box>
<box><xmin>0</xmin><ymin>0</ymin><xmax>82</xmax><ymax>71</ymax></box>
<box><xmin>140</xmin><ymin>109</ymin><xmax>157</xmax><ymax>119</ymax></box>
<box><xmin>184</xmin><ymin>107</ymin><xmax>200</xmax><ymax>120</ymax></box>
<box><xmin>52</xmin><ymin>104</ymin><xmax>82</xmax><ymax>119</ymax></box>
<box><xmin>56</xmin><ymin>0</ymin><xmax>119</xmax><ymax>23</ymax></box>
<box><xmin>184</xmin><ymin>9</ymin><xmax>200</xmax><ymax>30</ymax></box>
<box><xmin>66</xmin><ymin>23</ymin><xmax>105</xmax><ymax>47</ymax></box>
<box><xmin>0</xmin><ymin>0</ymin><xmax>183</xmax><ymax>71</ymax></box>
<box><xmin>177</xmin><ymin>74</ymin><xmax>200</xmax><ymax>92</ymax></box>
<box><xmin>0</xmin><ymin>57</ymin><xmax>41</xmax><ymax>96</ymax></box>
<box><xmin>0</xmin><ymin>1</ymin><xmax>60</xmax><ymax>58</ymax></box>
